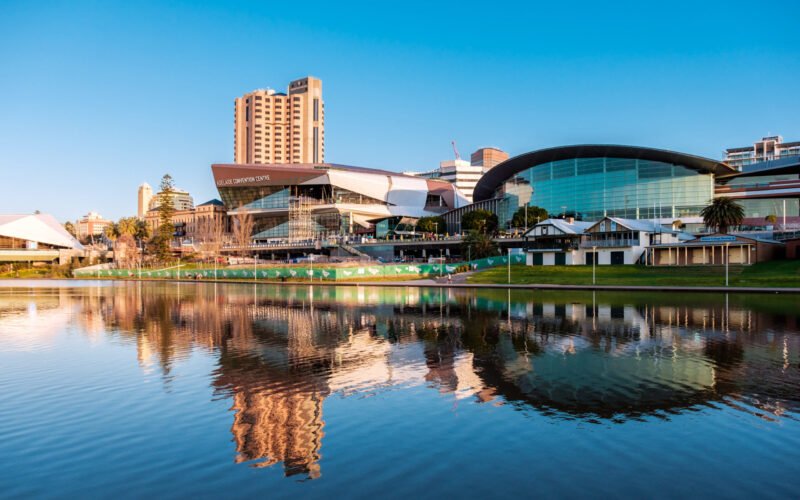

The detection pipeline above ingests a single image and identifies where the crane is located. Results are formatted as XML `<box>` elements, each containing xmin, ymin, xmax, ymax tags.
<box><xmin>451</xmin><ymin>140</ymin><xmax>461</xmax><ymax>161</ymax></box>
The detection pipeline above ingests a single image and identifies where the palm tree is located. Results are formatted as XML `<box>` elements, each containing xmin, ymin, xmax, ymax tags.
<box><xmin>701</xmin><ymin>197</ymin><xmax>744</xmax><ymax>234</ymax></box>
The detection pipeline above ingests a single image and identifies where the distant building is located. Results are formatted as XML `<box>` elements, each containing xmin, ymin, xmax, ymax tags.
<box><xmin>470</xmin><ymin>147</ymin><xmax>509</xmax><ymax>169</ymax></box>
<box><xmin>137</xmin><ymin>183</ymin><xmax>153</xmax><ymax>219</ymax></box>
<box><xmin>145</xmin><ymin>199</ymin><xmax>230</xmax><ymax>241</ymax></box>
<box><xmin>405</xmin><ymin>148</ymin><xmax>509</xmax><ymax>203</ymax></box>
<box><xmin>76</xmin><ymin>211</ymin><xmax>113</xmax><ymax>240</ymax></box>
<box><xmin>148</xmin><ymin>188</ymin><xmax>194</xmax><ymax>212</ymax></box>
<box><xmin>724</xmin><ymin>135</ymin><xmax>800</xmax><ymax>170</ymax></box>
<box><xmin>234</xmin><ymin>76</ymin><xmax>324</xmax><ymax>165</ymax></box>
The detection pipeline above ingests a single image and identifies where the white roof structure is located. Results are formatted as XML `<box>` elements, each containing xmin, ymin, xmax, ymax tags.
<box><xmin>595</xmin><ymin>217</ymin><xmax>678</xmax><ymax>234</ymax></box>
<box><xmin>0</xmin><ymin>214</ymin><xmax>84</xmax><ymax>250</ymax></box>
<box><xmin>524</xmin><ymin>218</ymin><xmax>593</xmax><ymax>237</ymax></box>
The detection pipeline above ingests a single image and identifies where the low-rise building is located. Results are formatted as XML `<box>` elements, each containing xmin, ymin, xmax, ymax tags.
<box><xmin>524</xmin><ymin>216</ymin><xmax>685</xmax><ymax>265</ymax></box>
<box><xmin>646</xmin><ymin>234</ymin><xmax>782</xmax><ymax>266</ymax></box>
<box><xmin>145</xmin><ymin>199</ymin><xmax>230</xmax><ymax>242</ymax></box>
<box><xmin>76</xmin><ymin>211</ymin><xmax>113</xmax><ymax>240</ymax></box>
<box><xmin>523</xmin><ymin>218</ymin><xmax>593</xmax><ymax>265</ymax></box>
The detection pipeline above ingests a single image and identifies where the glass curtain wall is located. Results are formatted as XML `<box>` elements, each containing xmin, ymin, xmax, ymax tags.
<box><xmin>515</xmin><ymin>157</ymin><xmax>714</xmax><ymax>220</ymax></box>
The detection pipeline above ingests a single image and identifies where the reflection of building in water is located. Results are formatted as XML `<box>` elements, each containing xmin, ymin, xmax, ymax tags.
<box><xmin>80</xmin><ymin>283</ymin><xmax>800</xmax><ymax>474</ymax></box>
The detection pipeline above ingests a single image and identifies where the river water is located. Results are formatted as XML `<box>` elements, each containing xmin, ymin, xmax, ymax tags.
<box><xmin>1</xmin><ymin>281</ymin><xmax>798</xmax><ymax>498</ymax></box>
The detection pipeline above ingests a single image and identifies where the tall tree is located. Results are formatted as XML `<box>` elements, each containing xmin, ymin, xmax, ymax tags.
<box><xmin>701</xmin><ymin>197</ymin><xmax>744</xmax><ymax>234</ymax></box>
<box><xmin>153</xmin><ymin>174</ymin><xmax>176</xmax><ymax>262</ymax></box>
<box><xmin>63</xmin><ymin>221</ymin><xmax>76</xmax><ymax>237</ymax></box>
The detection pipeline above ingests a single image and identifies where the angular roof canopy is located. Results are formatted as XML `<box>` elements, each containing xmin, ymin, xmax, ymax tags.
<box><xmin>0</xmin><ymin>214</ymin><xmax>84</xmax><ymax>249</ymax></box>
<box><xmin>473</xmin><ymin>145</ymin><xmax>735</xmax><ymax>201</ymax></box>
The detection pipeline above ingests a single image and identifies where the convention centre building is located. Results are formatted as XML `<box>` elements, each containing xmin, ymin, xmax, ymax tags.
<box><xmin>463</xmin><ymin>144</ymin><xmax>800</xmax><ymax>231</ymax></box>
<box><xmin>212</xmin><ymin>162</ymin><xmax>470</xmax><ymax>241</ymax></box>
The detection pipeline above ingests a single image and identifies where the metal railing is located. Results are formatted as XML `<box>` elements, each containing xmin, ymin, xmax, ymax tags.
<box><xmin>581</xmin><ymin>239</ymin><xmax>641</xmax><ymax>248</ymax></box>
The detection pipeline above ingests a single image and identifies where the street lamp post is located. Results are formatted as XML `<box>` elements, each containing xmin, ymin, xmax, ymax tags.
<box><xmin>507</xmin><ymin>247</ymin><xmax>511</xmax><ymax>284</ymax></box>
<box><xmin>725</xmin><ymin>241</ymin><xmax>730</xmax><ymax>287</ymax></box>
<box><xmin>592</xmin><ymin>246</ymin><xmax>597</xmax><ymax>285</ymax></box>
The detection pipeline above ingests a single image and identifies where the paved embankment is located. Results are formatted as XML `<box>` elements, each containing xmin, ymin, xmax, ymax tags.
<box><xmin>61</xmin><ymin>276</ymin><xmax>800</xmax><ymax>294</ymax></box>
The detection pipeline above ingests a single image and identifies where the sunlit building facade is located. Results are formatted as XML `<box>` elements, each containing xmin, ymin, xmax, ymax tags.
<box><xmin>212</xmin><ymin>163</ymin><xmax>470</xmax><ymax>241</ymax></box>
<box><xmin>472</xmin><ymin>145</ymin><xmax>734</xmax><ymax>226</ymax></box>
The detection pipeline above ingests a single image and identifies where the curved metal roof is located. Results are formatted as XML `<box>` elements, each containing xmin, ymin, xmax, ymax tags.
<box><xmin>473</xmin><ymin>144</ymin><xmax>735</xmax><ymax>202</ymax></box>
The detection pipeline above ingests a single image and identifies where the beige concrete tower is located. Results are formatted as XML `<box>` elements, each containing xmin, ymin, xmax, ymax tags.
<box><xmin>234</xmin><ymin>76</ymin><xmax>324</xmax><ymax>164</ymax></box>
<box><xmin>137</xmin><ymin>183</ymin><xmax>153</xmax><ymax>219</ymax></box>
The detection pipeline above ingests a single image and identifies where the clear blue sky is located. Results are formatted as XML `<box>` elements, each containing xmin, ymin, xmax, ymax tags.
<box><xmin>1</xmin><ymin>0</ymin><xmax>798</xmax><ymax>222</ymax></box>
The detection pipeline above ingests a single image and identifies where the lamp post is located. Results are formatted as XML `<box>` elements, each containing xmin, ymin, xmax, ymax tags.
<box><xmin>725</xmin><ymin>241</ymin><xmax>730</xmax><ymax>287</ymax></box>
<box><xmin>592</xmin><ymin>246</ymin><xmax>597</xmax><ymax>285</ymax></box>
<box><xmin>507</xmin><ymin>247</ymin><xmax>511</xmax><ymax>284</ymax></box>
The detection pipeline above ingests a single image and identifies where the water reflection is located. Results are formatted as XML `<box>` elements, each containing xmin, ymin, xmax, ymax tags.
<box><xmin>1</xmin><ymin>282</ymin><xmax>799</xmax><ymax>480</ymax></box>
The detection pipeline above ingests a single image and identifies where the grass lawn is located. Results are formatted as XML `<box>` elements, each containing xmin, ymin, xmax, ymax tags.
<box><xmin>466</xmin><ymin>260</ymin><xmax>800</xmax><ymax>288</ymax></box>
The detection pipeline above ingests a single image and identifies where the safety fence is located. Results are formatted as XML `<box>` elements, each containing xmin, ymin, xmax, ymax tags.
<box><xmin>73</xmin><ymin>254</ymin><xmax>526</xmax><ymax>281</ymax></box>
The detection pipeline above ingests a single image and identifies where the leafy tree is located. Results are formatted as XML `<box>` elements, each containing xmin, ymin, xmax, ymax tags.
<box><xmin>461</xmin><ymin>209</ymin><xmax>498</xmax><ymax>235</ymax></box>
<box><xmin>153</xmin><ymin>174</ymin><xmax>176</xmax><ymax>262</ymax></box>
<box><xmin>511</xmin><ymin>206</ymin><xmax>548</xmax><ymax>229</ymax></box>
<box><xmin>117</xmin><ymin>217</ymin><xmax>139</xmax><ymax>237</ymax></box>
<box><xmin>103</xmin><ymin>223</ymin><xmax>120</xmax><ymax>242</ymax></box>
<box><xmin>63</xmin><ymin>221</ymin><xmax>76</xmax><ymax>237</ymax></box>
<box><xmin>461</xmin><ymin>231</ymin><xmax>499</xmax><ymax>260</ymax></box>
<box><xmin>416</xmin><ymin>216</ymin><xmax>445</xmax><ymax>234</ymax></box>
<box><xmin>701</xmin><ymin>197</ymin><xmax>744</xmax><ymax>234</ymax></box>
<box><xmin>765</xmin><ymin>214</ymin><xmax>778</xmax><ymax>225</ymax></box>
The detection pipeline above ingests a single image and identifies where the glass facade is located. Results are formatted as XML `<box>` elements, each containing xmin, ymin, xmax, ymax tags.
<box><xmin>504</xmin><ymin>157</ymin><xmax>715</xmax><ymax>220</ymax></box>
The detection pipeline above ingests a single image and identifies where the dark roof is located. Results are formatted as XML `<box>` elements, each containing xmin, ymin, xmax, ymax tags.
<box><xmin>198</xmin><ymin>199</ymin><xmax>225</xmax><ymax>207</ymax></box>
<box><xmin>473</xmin><ymin>144</ymin><xmax>736</xmax><ymax>202</ymax></box>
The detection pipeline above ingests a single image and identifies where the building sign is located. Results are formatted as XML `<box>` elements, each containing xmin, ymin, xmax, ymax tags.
<box><xmin>217</xmin><ymin>175</ymin><xmax>271</xmax><ymax>186</ymax></box>
<box><xmin>700</xmin><ymin>235</ymin><xmax>737</xmax><ymax>242</ymax></box>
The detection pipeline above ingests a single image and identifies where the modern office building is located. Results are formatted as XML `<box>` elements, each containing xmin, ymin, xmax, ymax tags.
<box><xmin>137</xmin><ymin>183</ymin><xmax>153</xmax><ymax>219</ymax></box>
<box><xmin>465</xmin><ymin>144</ymin><xmax>800</xmax><ymax>231</ymax></box>
<box><xmin>148</xmin><ymin>188</ymin><xmax>194</xmax><ymax>212</ymax></box>
<box><xmin>234</xmin><ymin>76</ymin><xmax>324</xmax><ymax>165</ymax></box>
<box><xmin>470</xmin><ymin>147</ymin><xmax>509</xmax><ymax>168</ymax></box>
<box><xmin>212</xmin><ymin>162</ymin><xmax>470</xmax><ymax>241</ymax></box>
<box><xmin>724</xmin><ymin>135</ymin><xmax>800</xmax><ymax>170</ymax></box>
<box><xmin>405</xmin><ymin>147</ymin><xmax>509</xmax><ymax>202</ymax></box>
<box><xmin>406</xmin><ymin>159</ymin><xmax>485</xmax><ymax>202</ymax></box>
<box><xmin>76</xmin><ymin>211</ymin><xmax>114</xmax><ymax>240</ymax></box>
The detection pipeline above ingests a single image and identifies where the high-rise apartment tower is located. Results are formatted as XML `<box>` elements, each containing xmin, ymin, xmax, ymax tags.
<box><xmin>137</xmin><ymin>183</ymin><xmax>153</xmax><ymax>219</ymax></box>
<box><xmin>234</xmin><ymin>76</ymin><xmax>324</xmax><ymax>164</ymax></box>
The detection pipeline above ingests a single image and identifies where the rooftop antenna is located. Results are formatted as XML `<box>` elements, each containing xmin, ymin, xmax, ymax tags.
<box><xmin>451</xmin><ymin>140</ymin><xmax>461</xmax><ymax>161</ymax></box>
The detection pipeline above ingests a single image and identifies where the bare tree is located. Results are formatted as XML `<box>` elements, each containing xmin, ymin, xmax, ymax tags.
<box><xmin>232</xmin><ymin>209</ymin><xmax>254</xmax><ymax>257</ymax></box>
<box><xmin>197</xmin><ymin>216</ymin><xmax>226</xmax><ymax>264</ymax></box>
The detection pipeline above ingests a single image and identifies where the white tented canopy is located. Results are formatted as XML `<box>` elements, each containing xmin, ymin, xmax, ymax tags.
<box><xmin>0</xmin><ymin>214</ymin><xmax>84</xmax><ymax>250</ymax></box>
